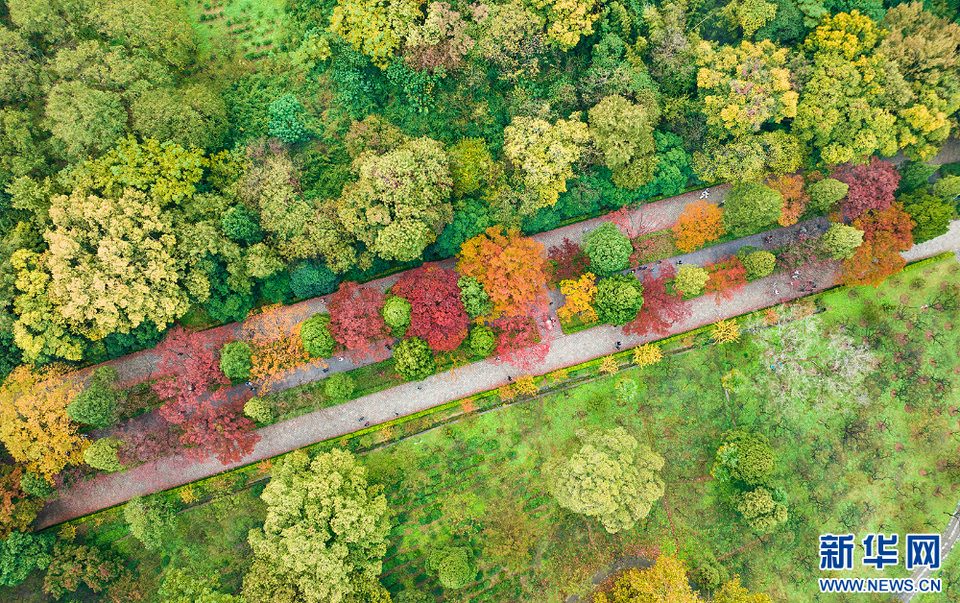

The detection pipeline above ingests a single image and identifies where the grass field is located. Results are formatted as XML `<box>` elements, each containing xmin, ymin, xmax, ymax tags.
<box><xmin>182</xmin><ymin>0</ymin><xmax>288</xmax><ymax>61</ymax></box>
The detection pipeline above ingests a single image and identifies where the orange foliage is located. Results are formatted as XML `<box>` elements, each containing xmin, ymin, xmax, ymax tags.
<box><xmin>767</xmin><ymin>174</ymin><xmax>809</xmax><ymax>227</ymax></box>
<box><xmin>458</xmin><ymin>226</ymin><xmax>548</xmax><ymax>318</ymax></box>
<box><xmin>672</xmin><ymin>200</ymin><xmax>726</xmax><ymax>253</ymax></box>
<box><xmin>243</xmin><ymin>305</ymin><xmax>309</xmax><ymax>390</ymax></box>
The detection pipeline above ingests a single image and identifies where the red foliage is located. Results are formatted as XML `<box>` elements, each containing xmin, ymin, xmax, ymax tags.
<box><xmin>855</xmin><ymin>202</ymin><xmax>915</xmax><ymax>248</ymax></box>
<box><xmin>623</xmin><ymin>263</ymin><xmax>690</xmax><ymax>337</ymax></box>
<box><xmin>327</xmin><ymin>281</ymin><xmax>388</xmax><ymax>354</ymax></box>
<box><xmin>832</xmin><ymin>157</ymin><xmax>900</xmax><ymax>222</ymax></box>
<box><xmin>116</xmin><ymin>421</ymin><xmax>183</xmax><ymax>466</ymax></box>
<box><xmin>546</xmin><ymin>238</ymin><xmax>591</xmax><ymax>286</ymax></box>
<box><xmin>391</xmin><ymin>264</ymin><xmax>470</xmax><ymax>352</ymax></box>
<box><xmin>776</xmin><ymin>232</ymin><xmax>823</xmax><ymax>271</ymax></box>
<box><xmin>492</xmin><ymin>316</ymin><xmax>550</xmax><ymax>372</ymax></box>
<box><xmin>607</xmin><ymin>207</ymin><xmax>646</xmax><ymax>238</ymax></box>
<box><xmin>705</xmin><ymin>258</ymin><xmax>748</xmax><ymax>304</ymax></box>
<box><xmin>840</xmin><ymin>202</ymin><xmax>915</xmax><ymax>287</ymax></box>
<box><xmin>179</xmin><ymin>395</ymin><xmax>259</xmax><ymax>465</ymax></box>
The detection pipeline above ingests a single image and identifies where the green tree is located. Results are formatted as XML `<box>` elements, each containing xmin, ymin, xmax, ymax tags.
<box><xmin>425</xmin><ymin>546</ymin><xmax>475</xmax><ymax>590</ymax></box>
<box><xmin>583</xmin><ymin>222</ymin><xmax>633</xmax><ymax>276</ymax></box>
<box><xmin>220</xmin><ymin>342</ymin><xmax>253</xmax><ymax>381</ymax></box>
<box><xmin>300</xmin><ymin>313</ymin><xmax>337</xmax><ymax>358</ymax></box>
<box><xmin>819</xmin><ymin>223</ymin><xmax>864</xmax><ymax>259</ymax></box>
<box><xmin>244</xmin><ymin>398</ymin><xmax>272</xmax><ymax>424</ymax></box>
<box><xmin>692</xmin><ymin>131</ymin><xmax>804</xmax><ymax>183</ymax></box>
<box><xmin>448</xmin><ymin>138</ymin><xmax>494</xmax><ymax>199</ymax></box>
<box><xmin>158</xmin><ymin>568</ymin><xmax>243</xmax><ymax>603</ymax></box>
<box><xmin>220</xmin><ymin>206</ymin><xmax>263</xmax><ymax>245</ymax></box>
<box><xmin>381</xmin><ymin>296</ymin><xmax>412</xmax><ymax>337</ymax></box>
<box><xmin>503</xmin><ymin>115</ymin><xmax>590</xmax><ymax>211</ymax></box>
<box><xmin>43</xmin><ymin>541</ymin><xmax>122</xmax><ymax>599</ymax></box>
<box><xmin>723</xmin><ymin>182</ymin><xmax>783</xmax><ymax>236</ymax></box>
<box><xmin>124</xmin><ymin>495</ymin><xmax>176</xmax><ymax>551</ymax></box>
<box><xmin>742</xmin><ymin>250</ymin><xmax>776</xmax><ymax>280</ymax></box>
<box><xmin>806</xmin><ymin>178</ymin><xmax>849</xmax><ymax>213</ymax></box>
<box><xmin>468</xmin><ymin>325</ymin><xmax>496</xmax><ymax>359</ymax></box>
<box><xmin>458</xmin><ymin>276</ymin><xmax>493</xmax><ymax>319</ymax></box>
<box><xmin>290</xmin><ymin>261</ymin><xmax>339</xmax><ymax>300</ymax></box>
<box><xmin>67</xmin><ymin>366</ymin><xmax>120</xmax><ymax>428</ymax></box>
<box><xmin>721</xmin><ymin>0</ymin><xmax>779</xmax><ymax>37</ymax></box>
<box><xmin>338</xmin><ymin>137</ymin><xmax>454</xmax><ymax>262</ymax></box>
<box><xmin>897</xmin><ymin>161</ymin><xmax>938</xmax><ymax>195</ymax></box>
<box><xmin>0</xmin><ymin>27</ymin><xmax>40</xmax><ymax>103</ymax></box>
<box><xmin>131</xmin><ymin>84</ymin><xmax>228</xmax><ymax>151</ymax></box>
<box><xmin>19</xmin><ymin>471</ymin><xmax>54</xmax><ymax>500</ymax></box>
<box><xmin>90</xmin><ymin>0</ymin><xmax>198</xmax><ymax>70</ymax></box>
<box><xmin>393</xmin><ymin>336</ymin><xmax>436</xmax><ymax>381</ymax></box>
<box><xmin>588</xmin><ymin>95</ymin><xmax>659</xmax><ymax>190</ymax></box>
<box><xmin>673</xmin><ymin>265</ymin><xmax>709</xmax><ymax>297</ymax></box>
<box><xmin>932</xmin><ymin>175</ymin><xmax>960</xmax><ymax>203</ymax></box>
<box><xmin>45</xmin><ymin>81</ymin><xmax>126</xmax><ymax>160</ymax></box>
<box><xmin>593</xmin><ymin>275</ymin><xmax>644</xmax><ymax>326</ymax></box>
<box><xmin>83</xmin><ymin>437</ymin><xmax>124</xmax><ymax>472</ymax></box>
<box><xmin>247</xmin><ymin>449</ymin><xmax>390</xmax><ymax>603</ymax></box>
<box><xmin>0</xmin><ymin>531</ymin><xmax>54</xmax><ymax>587</ymax></box>
<box><xmin>269</xmin><ymin>94</ymin><xmax>311</xmax><ymax>144</ymax></box>
<box><xmin>324</xmin><ymin>373</ymin><xmax>357</xmax><ymax>401</ymax></box>
<box><xmin>711</xmin><ymin>429</ymin><xmax>775</xmax><ymax>488</ymax></box>
<box><xmin>548</xmin><ymin>427</ymin><xmax>664</xmax><ymax>533</ymax></box>
<box><xmin>901</xmin><ymin>190</ymin><xmax>952</xmax><ymax>243</ymax></box>
<box><xmin>0</xmin><ymin>109</ymin><xmax>48</xmax><ymax>178</ymax></box>
<box><xmin>734</xmin><ymin>487</ymin><xmax>788</xmax><ymax>532</ymax></box>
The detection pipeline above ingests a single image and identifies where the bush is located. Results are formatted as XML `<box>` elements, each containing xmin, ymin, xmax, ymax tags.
<box><xmin>614</xmin><ymin>378</ymin><xmax>638</xmax><ymax>404</ymax></box>
<box><xmin>742</xmin><ymin>250</ymin><xmax>776</xmax><ymax>280</ymax></box>
<box><xmin>290</xmin><ymin>261</ymin><xmax>339</xmax><ymax>300</ymax></box>
<box><xmin>83</xmin><ymin>438</ymin><xmax>124</xmax><ymax>472</ymax></box>
<box><xmin>393</xmin><ymin>337</ymin><xmax>436</xmax><ymax>381</ymax></box>
<box><xmin>897</xmin><ymin>161</ymin><xmax>938</xmax><ymax>195</ymax></box>
<box><xmin>819</xmin><ymin>223</ymin><xmax>864</xmax><ymax>260</ymax></box>
<box><xmin>469</xmin><ymin>326</ymin><xmax>496</xmax><ymax>359</ymax></box>
<box><xmin>458</xmin><ymin>276</ymin><xmax>493</xmax><ymax>318</ymax></box>
<box><xmin>124</xmin><ymin>496</ymin><xmax>175</xmax><ymax>551</ymax></box>
<box><xmin>300</xmin><ymin>313</ymin><xmax>336</xmax><ymax>358</ymax></box>
<box><xmin>324</xmin><ymin>373</ymin><xmax>356</xmax><ymax>401</ymax></box>
<box><xmin>902</xmin><ymin>190</ymin><xmax>952</xmax><ymax>244</ymax></box>
<box><xmin>807</xmin><ymin>178</ymin><xmax>849</xmax><ymax>214</ymax></box>
<box><xmin>219</xmin><ymin>342</ymin><xmax>253</xmax><ymax>381</ymax></box>
<box><xmin>381</xmin><ymin>296</ymin><xmax>412</xmax><ymax>337</ymax></box>
<box><xmin>19</xmin><ymin>472</ymin><xmax>54</xmax><ymax>500</ymax></box>
<box><xmin>673</xmin><ymin>265</ymin><xmax>709</xmax><ymax>296</ymax></box>
<box><xmin>593</xmin><ymin>275</ymin><xmax>645</xmax><ymax>326</ymax></box>
<box><xmin>268</xmin><ymin>94</ymin><xmax>310</xmax><ymax>144</ymax></box>
<box><xmin>244</xmin><ymin>397</ymin><xmax>273</xmax><ymax>423</ymax></box>
<box><xmin>583</xmin><ymin>222</ymin><xmax>633</xmax><ymax>276</ymax></box>
<box><xmin>0</xmin><ymin>531</ymin><xmax>54</xmax><ymax>587</ymax></box>
<box><xmin>67</xmin><ymin>366</ymin><xmax>120</xmax><ymax>429</ymax></box>
<box><xmin>723</xmin><ymin>183</ymin><xmax>783</xmax><ymax>236</ymax></box>
<box><xmin>220</xmin><ymin>205</ymin><xmax>262</xmax><ymax>245</ymax></box>
<box><xmin>426</xmin><ymin>546</ymin><xmax>475</xmax><ymax>590</ymax></box>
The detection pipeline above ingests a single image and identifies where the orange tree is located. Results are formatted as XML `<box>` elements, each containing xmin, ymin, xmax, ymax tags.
<box><xmin>766</xmin><ymin>174</ymin><xmax>809</xmax><ymax>227</ymax></box>
<box><xmin>457</xmin><ymin>226</ymin><xmax>548</xmax><ymax>317</ymax></box>
<box><xmin>672</xmin><ymin>200</ymin><xmax>726</xmax><ymax>253</ymax></box>
<box><xmin>244</xmin><ymin>304</ymin><xmax>310</xmax><ymax>388</ymax></box>
<box><xmin>705</xmin><ymin>258</ymin><xmax>748</xmax><ymax>304</ymax></box>
<box><xmin>839</xmin><ymin>202</ymin><xmax>915</xmax><ymax>287</ymax></box>
<box><xmin>0</xmin><ymin>364</ymin><xmax>87</xmax><ymax>482</ymax></box>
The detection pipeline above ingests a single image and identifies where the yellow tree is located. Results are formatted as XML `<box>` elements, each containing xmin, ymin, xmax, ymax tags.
<box><xmin>632</xmin><ymin>344</ymin><xmax>662</xmax><ymax>368</ymax></box>
<box><xmin>532</xmin><ymin>0</ymin><xmax>600</xmax><ymax>50</ymax></box>
<box><xmin>712</xmin><ymin>319</ymin><xmax>740</xmax><ymax>344</ymax></box>
<box><xmin>604</xmin><ymin>556</ymin><xmax>701</xmax><ymax>603</ymax></box>
<box><xmin>558</xmin><ymin>272</ymin><xmax>598</xmax><ymax>323</ymax></box>
<box><xmin>0</xmin><ymin>365</ymin><xmax>87</xmax><ymax>482</ymax></box>
<box><xmin>503</xmin><ymin>115</ymin><xmax>590</xmax><ymax>211</ymax></box>
<box><xmin>329</xmin><ymin>0</ymin><xmax>425</xmax><ymax>68</ymax></box>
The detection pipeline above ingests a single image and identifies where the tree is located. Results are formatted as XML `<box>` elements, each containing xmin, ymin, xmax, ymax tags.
<box><xmin>742</xmin><ymin>250</ymin><xmax>776</xmax><ymax>280</ymax></box>
<box><xmin>806</xmin><ymin>178</ymin><xmax>849</xmax><ymax>214</ymax></box>
<box><xmin>706</xmin><ymin>258</ymin><xmax>749</xmax><ymax>303</ymax></box>
<box><xmin>624</xmin><ymin>264</ymin><xmax>690</xmax><ymax>338</ymax></box>
<box><xmin>393</xmin><ymin>336</ymin><xmax>436</xmax><ymax>381</ymax></box>
<box><xmin>0</xmin><ymin>365</ymin><xmax>87</xmax><ymax>482</ymax></box>
<box><xmin>819</xmin><ymin>223</ymin><xmax>864</xmax><ymax>259</ymax></box>
<box><xmin>674</xmin><ymin>265</ymin><xmax>709</xmax><ymax>297</ymax></box>
<box><xmin>0</xmin><ymin>531</ymin><xmax>54</xmax><ymax>587</ymax></box>
<box><xmin>43</xmin><ymin>542</ymin><xmax>122</xmax><ymax>599</ymax></box>
<box><xmin>83</xmin><ymin>437</ymin><xmax>124</xmax><ymax>472</ymax></box>
<box><xmin>131</xmin><ymin>84</ymin><xmax>228</xmax><ymax>151</ymax></box>
<box><xmin>329</xmin><ymin>0</ymin><xmax>423</xmax><ymax>68</ymax></box>
<box><xmin>711</xmin><ymin>318</ymin><xmax>741</xmax><ymax>344</ymax></box>
<box><xmin>158</xmin><ymin>568</ymin><xmax>244</xmax><ymax>603</ymax></box>
<box><xmin>324</xmin><ymin>373</ymin><xmax>356</xmax><ymax>401</ymax></box>
<box><xmin>692</xmin><ymin>131</ymin><xmax>803</xmax><ymax>183</ymax></box>
<box><xmin>604</xmin><ymin>556</ymin><xmax>700</xmax><ymax>603</ymax></box>
<box><xmin>724</xmin><ymin>182</ymin><xmax>783</xmax><ymax>236</ymax></box>
<box><xmin>714</xmin><ymin>576</ymin><xmax>774</xmax><ymax>603</ymax></box>
<box><xmin>45</xmin><ymin>81</ymin><xmax>126</xmax><ymax>160</ymax></box>
<box><xmin>584</xmin><ymin>223</ymin><xmax>633</xmax><ymax>276</ymax></box>
<box><xmin>447</xmin><ymin>138</ymin><xmax>494</xmax><ymax>199</ymax></box>
<box><xmin>832</xmin><ymin>157</ymin><xmax>901</xmax><ymax>222</ymax></box>
<box><xmin>712</xmin><ymin>429</ymin><xmax>775</xmax><ymax>488</ymax></box>
<box><xmin>268</xmin><ymin>94</ymin><xmax>310</xmax><ymax>144</ymax></box>
<box><xmin>734</xmin><ymin>487</ymin><xmax>788</xmax><ymax>532</ymax></box>
<box><xmin>558</xmin><ymin>273</ymin><xmax>598</xmax><ymax>323</ymax></box>
<box><xmin>546</xmin><ymin>238</ymin><xmax>591</xmax><ymax>285</ymax></box>
<box><xmin>593</xmin><ymin>275</ymin><xmax>644</xmax><ymax>326</ymax></box>
<box><xmin>327</xmin><ymin>282</ymin><xmax>388</xmax><ymax>355</ymax></box>
<box><xmin>588</xmin><ymin>95</ymin><xmax>659</xmax><ymax>190</ymax></box>
<box><xmin>468</xmin><ymin>325</ymin><xmax>496</xmax><ymax>359</ymax></box>
<box><xmin>472</xmin><ymin>1</ymin><xmax>546</xmax><ymax>82</ymax></box>
<box><xmin>18</xmin><ymin>471</ymin><xmax>54</xmax><ymax>501</ymax></box>
<box><xmin>247</xmin><ymin>449</ymin><xmax>390</xmax><ymax>603</ymax></box>
<box><xmin>338</xmin><ymin>137</ymin><xmax>454</xmax><ymax>262</ymax></box>
<box><xmin>0</xmin><ymin>27</ymin><xmax>40</xmax><ymax>104</ymax></box>
<box><xmin>124</xmin><ymin>495</ymin><xmax>176</xmax><ymax>551</ymax></box>
<box><xmin>67</xmin><ymin>366</ymin><xmax>120</xmax><ymax>428</ymax></box>
<box><xmin>840</xmin><ymin>203</ymin><xmax>914</xmax><ymax>287</ymax></box>
<box><xmin>404</xmin><ymin>2</ymin><xmax>475</xmax><ymax>73</ymax></box>
<box><xmin>503</xmin><ymin>115</ymin><xmax>590</xmax><ymax>211</ymax></box>
<box><xmin>492</xmin><ymin>316</ymin><xmax>549</xmax><ymax>371</ymax></box>
<box><xmin>901</xmin><ymin>190</ymin><xmax>952</xmax><ymax>243</ymax></box>
<box><xmin>289</xmin><ymin>262</ymin><xmax>339</xmax><ymax>300</ymax></box>
<box><xmin>381</xmin><ymin>296</ymin><xmax>412</xmax><ymax>337</ymax></box>
<box><xmin>300</xmin><ymin>313</ymin><xmax>337</xmax><ymax>358</ymax></box>
<box><xmin>0</xmin><ymin>466</ymin><xmax>42</xmax><ymax>539</ymax></box>
<box><xmin>244</xmin><ymin>398</ymin><xmax>272</xmax><ymax>424</ymax></box>
<box><xmin>673</xmin><ymin>201</ymin><xmax>726</xmax><ymax>253</ymax></box>
<box><xmin>721</xmin><ymin>0</ymin><xmax>779</xmax><ymax>37</ymax></box>
<box><xmin>548</xmin><ymin>427</ymin><xmax>664</xmax><ymax>533</ymax></box>
<box><xmin>392</xmin><ymin>265</ymin><xmax>470</xmax><ymax>352</ymax></box>
<box><xmin>458</xmin><ymin>227</ymin><xmax>548</xmax><ymax>318</ymax></box>
<box><xmin>898</xmin><ymin>161</ymin><xmax>939</xmax><ymax>195</ymax></box>
<box><xmin>426</xmin><ymin>546</ymin><xmax>475</xmax><ymax>590</ymax></box>
<box><xmin>458</xmin><ymin>276</ymin><xmax>493</xmax><ymax>319</ymax></box>
<box><xmin>933</xmin><ymin>176</ymin><xmax>960</xmax><ymax>203</ymax></box>
<box><xmin>765</xmin><ymin>174</ymin><xmax>808</xmax><ymax>227</ymax></box>
<box><xmin>219</xmin><ymin>342</ymin><xmax>253</xmax><ymax>382</ymax></box>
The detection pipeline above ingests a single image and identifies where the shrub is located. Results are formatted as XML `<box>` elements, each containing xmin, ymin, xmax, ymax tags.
<box><xmin>67</xmin><ymin>366</ymin><xmax>120</xmax><ymax>429</ymax></box>
<box><xmin>426</xmin><ymin>546</ymin><xmax>475</xmax><ymax>590</ymax></box>
<box><xmin>300</xmin><ymin>313</ymin><xmax>336</xmax><ymax>358</ymax></box>
<box><xmin>583</xmin><ymin>222</ymin><xmax>633</xmax><ymax>275</ymax></box>
<box><xmin>289</xmin><ymin>262</ymin><xmax>339</xmax><ymax>299</ymax></box>
<box><xmin>123</xmin><ymin>496</ymin><xmax>175</xmax><ymax>551</ymax></box>
<box><xmin>324</xmin><ymin>373</ymin><xmax>356</xmax><ymax>401</ymax></box>
<box><xmin>219</xmin><ymin>342</ymin><xmax>253</xmax><ymax>381</ymax></box>
<box><xmin>614</xmin><ymin>378</ymin><xmax>638</xmax><ymax>404</ymax></box>
<box><xmin>0</xmin><ymin>531</ymin><xmax>54</xmax><ymax>587</ymax></box>
<box><xmin>593</xmin><ymin>275</ymin><xmax>645</xmax><ymax>326</ymax></box>
<box><xmin>741</xmin><ymin>250</ymin><xmax>776</xmax><ymax>280</ymax></box>
<box><xmin>723</xmin><ymin>182</ymin><xmax>783</xmax><ymax>236</ymax></box>
<box><xmin>83</xmin><ymin>438</ymin><xmax>124</xmax><ymax>472</ymax></box>
<box><xmin>381</xmin><ymin>296</ymin><xmax>412</xmax><ymax>337</ymax></box>
<box><xmin>897</xmin><ymin>161</ymin><xmax>938</xmax><ymax>195</ymax></box>
<box><xmin>19</xmin><ymin>472</ymin><xmax>54</xmax><ymax>499</ymax></box>
<box><xmin>268</xmin><ymin>94</ymin><xmax>310</xmax><ymax>144</ymax></box>
<box><xmin>220</xmin><ymin>205</ymin><xmax>262</xmax><ymax>245</ymax></box>
<box><xmin>806</xmin><ymin>178</ymin><xmax>849</xmax><ymax>214</ymax></box>
<box><xmin>819</xmin><ymin>223</ymin><xmax>864</xmax><ymax>260</ymax></box>
<box><xmin>458</xmin><ymin>276</ymin><xmax>493</xmax><ymax>318</ymax></box>
<box><xmin>244</xmin><ymin>397</ymin><xmax>273</xmax><ymax>423</ymax></box>
<box><xmin>393</xmin><ymin>337</ymin><xmax>436</xmax><ymax>381</ymax></box>
<box><xmin>673</xmin><ymin>265</ymin><xmax>709</xmax><ymax>296</ymax></box>
<box><xmin>468</xmin><ymin>326</ymin><xmax>496</xmax><ymax>359</ymax></box>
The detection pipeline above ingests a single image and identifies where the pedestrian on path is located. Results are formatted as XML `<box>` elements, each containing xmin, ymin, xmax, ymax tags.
<box><xmin>616</xmin><ymin>341</ymin><xmax>621</xmax><ymax>350</ymax></box>
<box><xmin>677</xmin><ymin>260</ymin><xmax>683</xmax><ymax>265</ymax></box>
<box><xmin>359</xmin><ymin>416</ymin><xmax>365</xmax><ymax>422</ymax></box>
<box><xmin>364</xmin><ymin>422</ymin><xmax>370</xmax><ymax>427</ymax></box>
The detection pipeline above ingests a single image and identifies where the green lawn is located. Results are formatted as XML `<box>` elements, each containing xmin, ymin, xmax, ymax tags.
<box><xmin>182</xmin><ymin>0</ymin><xmax>288</xmax><ymax>62</ymax></box>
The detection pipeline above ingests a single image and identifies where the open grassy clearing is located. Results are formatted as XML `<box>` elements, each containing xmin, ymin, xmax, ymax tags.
<box><xmin>182</xmin><ymin>0</ymin><xmax>288</xmax><ymax>62</ymax></box>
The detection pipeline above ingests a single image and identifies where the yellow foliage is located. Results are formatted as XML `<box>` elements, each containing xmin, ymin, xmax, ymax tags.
<box><xmin>599</xmin><ymin>356</ymin><xmax>620</xmax><ymax>375</ymax></box>
<box><xmin>632</xmin><ymin>344</ymin><xmax>663</xmax><ymax>368</ymax></box>
<box><xmin>548</xmin><ymin>368</ymin><xmax>570</xmax><ymax>383</ymax></box>
<box><xmin>672</xmin><ymin>201</ymin><xmax>726</xmax><ymax>253</ymax></box>
<box><xmin>58</xmin><ymin>524</ymin><xmax>77</xmax><ymax>541</ymax></box>
<box><xmin>503</xmin><ymin>115</ymin><xmax>590</xmax><ymax>210</ymax></box>
<box><xmin>329</xmin><ymin>0</ymin><xmax>425</xmax><ymax>69</ymax></box>
<box><xmin>499</xmin><ymin>384</ymin><xmax>516</xmax><ymax>401</ymax></box>
<box><xmin>533</xmin><ymin>0</ymin><xmax>600</xmax><ymax>50</ymax></box>
<box><xmin>804</xmin><ymin>10</ymin><xmax>885</xmax><ymax>59</ymax></box>
<box><xmin>178</xmin><ymin>486</ymin><xmax>197</xmax><ymax>504</ymax></box>
<box><xmin>711</xmin><ymin>319</ymin><xmax>741</xmax><ymax>344</ymax></box>
<box><xmin>558</xmin><ymin>272</ymin><xmax>598</xmax><ymax>322</ymax></box>
<box><xmin>515</xmin><ymin>375</ymin><xmax>539</xmax><ymax>395</ymax></box>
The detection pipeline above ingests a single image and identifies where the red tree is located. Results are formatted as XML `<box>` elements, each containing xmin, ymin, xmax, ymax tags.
<box><xmin>623</xmin><ymin>263</ymin><xmax>690</xmax><ymax>337</ymax></box>
<box><xmin>832</xmin><ymin>157</ymin><xmax>900</xmax><ymax>222</ymax></box>
<box><xmin>327</xmin><ymin>281</ymin><xmax>388</xmax><ymax>355</ymax></box>
<box><xmin>705</xmin><ymin>258</ymin><xmax>748</xmax><ymax>304</ymax></box>
<box><xmin>391</xmin><ymin>264</ymin><xmax>470</xmax><ymax>352</ymax></box>
<box><xmin>840</xmin><ymin>202</ymin><xmax>915</xmax><ymax>287</ymax></box>
<box><xmin>492</xmin><ymin>316</ymin><xmax>550</xmax><ymax>372</ymax></box>
<box><xmin>546</xmin><ymin>238</ymin><xmax>591</xmax><ymax>285</ymax></box>
<box><xmin>179</xmin><ymin>396</ymin><xmax>258</xmax><ymax>464</ymax></box>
